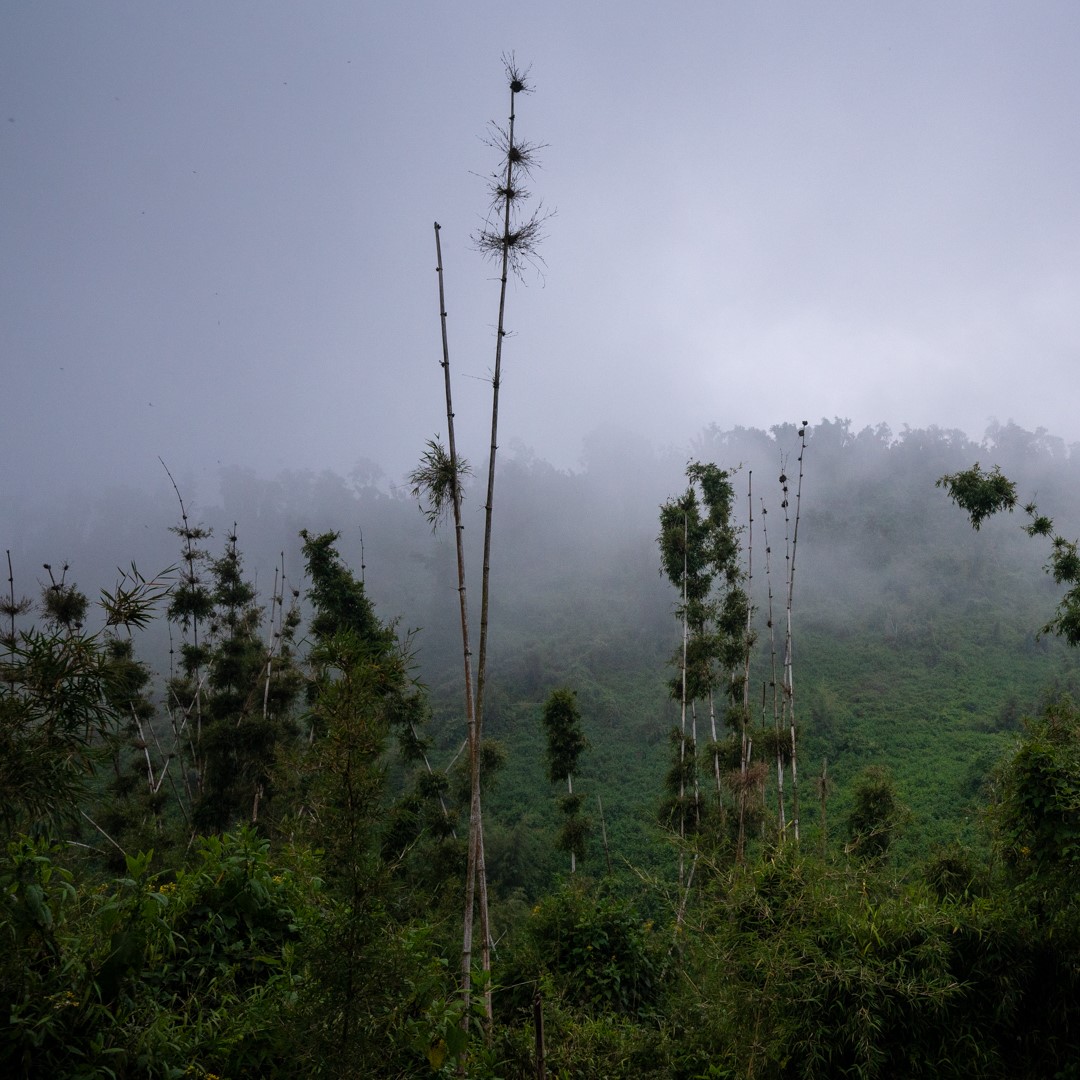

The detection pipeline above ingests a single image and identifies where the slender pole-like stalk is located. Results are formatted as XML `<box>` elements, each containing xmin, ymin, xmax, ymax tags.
<box><xmin>597</xmin><ymin>793</ymin><xmax>613</xmax><ymax>876</ymax></box>
<box><xmin>690</xmin><ymin>698</ymin><xmax>700</xmax><ymax>826</ymax></box>
<box><xmin>739</xmin><ymin>472</ymin><xmax>755</xmax><ymax>853</ymax></box>
<box><xmin>567</xmin><ymin>773</ymin><xmax>576</xmax><ymax>873</ymax></box>
<box><xmin>743</xmin><ymin>471</ymin><xmax>754</xmax><ymax>739</ymax></box>
<box><xmin>471</xmin><ymin>69</ymin><xmax>530</xmax><ymax>1023</ymax></box>
<box><xmin>424</xmin><ymin>61</ymin><xmax>543</xmax><ymax>1031</ymax></box>
<box><xmin>433</xmin><ymin>222</ymin><xmax>486</xmax><ymax>1019</ymax></box>
<box><xmin>3</xmin><ymin>550</ymin><xmax>20</xmax><ymax>689</ymax></box>
<box><xmin>678</xmin><ymin>511</ymin><xmax>689</xmax><ymax>892</ymax></box>
<box><xmin>708</xmin><ymin>684</ymin><xmax>722</xmax><ymax>803</ymax></box>
<box><xmin>783</xmin><ymin>424</ymin><xmax>808</xmax><ymax>842</ymax></box>
<box><xmin>761</xmin><ymin>500</ymin><xmax>786</xmax><ymax>838</ymax></box>
<box><xmin>159</xmin><ymin>457</ymin><xmax>205</xmax><ymax>763</ymax></box>
<box><xmin>818</xmin><ymin>757</ymin><xmax>829</xmax><ymax>858</ymax></box>
<box><xmin>473</xmin><ymin>74</ymin><xmax>521</xmax><ymax>763</ymax></box>
<box><xmin>262</xmin><ymin>558</ymin><xmax>280</xmax><ymax>722</ymax></box>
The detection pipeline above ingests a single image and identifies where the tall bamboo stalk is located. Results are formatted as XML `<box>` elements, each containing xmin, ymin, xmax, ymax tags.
<box><xmin>159</xmin><ymin>458</ymin><xmax>209</xmax><ymax>800</ymax></box>
<box><xmin>470</xmin><ymin>59</ymin><xmax>540</xmax><ymax>1018</ymax></box>
<box><xmin>678</xmin><ymin>510</ymin><xmax>689</xmax><ymax>891</ymax></box>
<box><xmin>430</xmin><ymin>222</ymin><xmax>489</xmax><ymax>1021</ymax></box>
<box><xmin>781</xmin><ymin>423</ymin><xmax>808</xmax><ymax>842</ymax></box>
<box><xmin>708</xmin><ymin>684</ymin><xmax>722</xmax><ymax>805</ymax></box>
<box><xmin>261</xmin><ymin>556</ymin><xmax>282</xmax><ymax>722</ymax></box>
<box><xmin>415</xmin><ymin>60</ymin><xmax>544</xmax><ymax>1027</ymax></box>
<box><xmin>566</xmin><ymin>773</ymin><xmax>576</xmax><ymax>874</ymax></box>
<box><xmin>741</xmin><ymin>473</ymin><xmax>755</xmax><ymax>842</ymax></box>
<box><xmin>473</xmin><ymin>65</ymin><xmax>527</xmax><ymax>765</ymax></box>
<box><xmin>3</xmin><ymin>551</ymin><xmax>30</xmax><ymax>690</ymax></box>
<box><xmin>760</xmin><ymin>499</ymin><xmax>786</xmax><ymax>838</ymax></box>
<box><xmin>743</xmin><ymin>471</ymin><xmax>754</xmax><ymax>728</ymax></box>
<box><xmin>818</xmin><ymin>757</ymin><xmax>830</xmax><ymax>858</ymax></box>
<box><xmin>597</xmin><ymin>793</ymin><xmax>613</xmax><ymax>876</ymax></box>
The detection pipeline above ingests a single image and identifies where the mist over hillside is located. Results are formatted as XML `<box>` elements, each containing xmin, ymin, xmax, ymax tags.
<box><xmin>6</xmin><ymin>417</ymin><xmax>1080</xmax><ymax>865</ymax></box>
<box><xmin>6</xmin><ymin>417</ymin><xmax>1077</xmax><ymax>642</ymax></box>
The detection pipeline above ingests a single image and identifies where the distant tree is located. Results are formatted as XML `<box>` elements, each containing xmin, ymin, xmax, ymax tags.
<box><xmin>938</xmin><ymin>463</ymin><xmax>1080</xmax><ymax>643</ymax></box>
<box><xmin>540</xmin><ymin>688</ymin><xmax>590</xmax><ymax>872</ymax></box>
<box><xmin>659</xmin><ymin>462</ymin><xmax>751</xmax><ymax>865</ymax></box>
<box><xmin>191</xmin><ymin>528</ymin><xmax>302</xmax><ymax>833</ymax></box>
<box><xmin>846</xmin><ymin>765</ymin><xmax>905</xmax><ymax>861</ymax></box>
<box><xmin>659</xmin><ymin>482</ymin><xmax>708</xmax><ymax>892</ymax></box>
<box><xmin>936</xmin><ymin>463</ymin><xmax>1018</xmax><ymax>531</ymax></box>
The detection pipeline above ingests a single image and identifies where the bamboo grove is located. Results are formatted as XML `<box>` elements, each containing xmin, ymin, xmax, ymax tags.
<box><xmin>658</xmin><ymin>425</ymin><xmax>808</xmax><ymax>876</ymax></box>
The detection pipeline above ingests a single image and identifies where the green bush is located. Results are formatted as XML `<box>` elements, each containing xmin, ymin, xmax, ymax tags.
<box><xmin>0</xmin><ymin>828</ymin><xmax>309</xmax><ymax>1078</ymax></box>
<box><xmin>499</xmin><ymin>878</ymin><xmax>666</xmax><ymax>1022</ymax></box>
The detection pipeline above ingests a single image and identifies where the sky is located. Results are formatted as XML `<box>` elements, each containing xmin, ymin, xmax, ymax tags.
<box><xmin>3</xmin><ymin>1</ymin><xmax>1079</xmax><ymax>506</ymax></box>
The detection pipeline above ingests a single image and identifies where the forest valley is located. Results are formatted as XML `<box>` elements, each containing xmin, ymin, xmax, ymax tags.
<box><xmin>3</xmin><ymin>417</ymin><xmax>1080</xmax><ymax>1079</ymax></box>
<box><xmin>5</xmin><ymin>64</ymin><xmax>1080</xmax><ymax>1080</ymax></box>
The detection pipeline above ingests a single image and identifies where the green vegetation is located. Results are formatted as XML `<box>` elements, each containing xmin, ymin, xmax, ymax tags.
<box><xmin>4</xmin><ymin>419</ymin><xmax>1080</xmax><ymax>1076</ymax></box>
<box><xmin>8</xmin><ymin>43</ymin><xmax>1080</xmax><ymax>1073</ymax></box>
<box><xmin>540</xmin><ymin>688</ymin><xmax>590</xmax><ymax>872</ymax></box>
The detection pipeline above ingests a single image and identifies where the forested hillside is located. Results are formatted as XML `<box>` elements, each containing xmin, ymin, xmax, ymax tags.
<box><xmin>4</xmin><ymin>418</ymin><xmax>1080</xmax><ymax>1076</ymax></box>
<box><xmin>8</xmin><ymin>419</ymin><xmax>1075</xmax><ymax>863</ymax></box>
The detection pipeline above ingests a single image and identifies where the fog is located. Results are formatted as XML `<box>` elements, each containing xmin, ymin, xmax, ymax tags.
<box><xmin>5</xmin><ymin>419</ymin><xmax>1078</xmax><ymax>705</ymax></box>
<box><xmin>3</xmin><ymin>2</ymin><xmax>1080</xmax><ymax>513</ymax></box>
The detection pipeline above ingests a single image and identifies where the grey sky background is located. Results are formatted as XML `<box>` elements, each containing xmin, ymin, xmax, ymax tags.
<box><xmin>3</xmin><ymin>1</ymin><xmax>1079</xmax><ymax>506</ymax></box>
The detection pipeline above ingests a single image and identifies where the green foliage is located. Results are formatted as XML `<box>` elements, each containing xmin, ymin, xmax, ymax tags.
<box><xmin>678</xmin><ymin>850</ymin><xmax>1080</xmax><ymax>1079</ymax></box>
<box><xmin>191</xmin><ymin>532</ymin><xmax>300</xmax><ymax>832</ymax></box>
<box><xmin>537</xmin><ymin>687</ymin><xmax>592</xmax><ymax>869</ymax></box>
<box><xmin>556</xmin><ymin>801</ymin><xmax>591</xmax><ymax>863</ymax></box>
<box><xmin>659</xmin><ymin>727</ymin><xmax>703</xmax><ymax>836</ymax></box>
<box><xmin>40</xmin><ymin>564</ymin><xmax>89</xmax><ymax>632</ymax></box>
<box><xmin>301</xmin><ymin>529</ymin><xmax>392</xmax><ymax>649</ymax></box>
<box><xmin>0</xmin><ymin>629</ymin><xmax>119</xmax><ymax>836</ymax></box>
<box><xmin>167</xmin><ymin>522</ymin><xmax>214</xmax><ymax>633</ymax></box>
<box><xmin>159</xmin><ymin>524</ymin><xmax>307</xmax><ymax>837</ymax></box>
<box><xmin>0</xmin><ymin>829</ymin><xmax>309</xmax><ymax>1078</ymax></box>
<box><xmin>658</xmin><ymin>460</ymin><xmax>755</xmax><ymax>864</ymax></box>
<box><xmin>936</xmin><ymin>463</ymin><xmax>1018</xmax><ymax>530</ymax></box>
<box><xmin>99</xmin><ymin>562</ymin><xmax>172</xmax><ymax>634</ymax></box>
<box><xmin>499</xmin><ymin>998</ymin><xmax>674</xmax><ymax>1080</ymax></box>
<box><xmin>540</xmin><ymin>688</ymin><xmax>588</xmax><ymax>784</ymax></box>
<box><xmin>502</xmin><ymin>879</ymin><xmax>665</xmax><ymax>1020</ymax></box>
<box><xmin>942</xmin><ymin>457</ymin><xmax>1080</xmax><ymax>642</ymax></box>
<box><xmin>8</xmin><ymin>420</ymin><xmax>1080</xmax><ymax>1075</ymax></box>
<box><xmin>409</xmin><ymin>438</ymin><xmax>472</xmax><ymax>532</ymax></box>
<box><xmin>295</xmin><ymin>628</ymin><xmax>400</xmax><ymax>883</ymax></box>
<box><xmin>921</xmin><ymin>843</ymin><xmax>984</xmax><ymax>901</ymax></box>
<box><xmin>846</xmin><ymin>765</ymin><xmax>906</xmax><ymax>861</ymax></box>
<box><xmin>0</xmin><ymin>561</ymin><xmax>168</xmax><ymax>840</ymax></box>
<box><xmin>991</xmin><ymin>696</ymin><xmax>1080</xmax><ymax>898</ymax></box>
<box><xmin>1034</xmin><ymin>529</ymin><xmax>1080</xmax><ymax>645</ymax></box>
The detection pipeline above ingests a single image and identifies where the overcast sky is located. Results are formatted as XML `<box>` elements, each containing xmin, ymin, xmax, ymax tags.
<box><xmin>3</xmin><ymin>1</ymin><xmax>1079</xmax><ymax>506</ymax></box>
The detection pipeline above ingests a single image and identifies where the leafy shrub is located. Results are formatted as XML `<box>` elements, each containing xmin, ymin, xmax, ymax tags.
<box><xmin>0</xmin><ymin>829</ymin><xmax>310</xmax><ymax>1078</ymax></box>
<box><xmin>499</xmin><ymin>879</ymin><xmax>665</xmax><ymax>1021</ymax></box>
